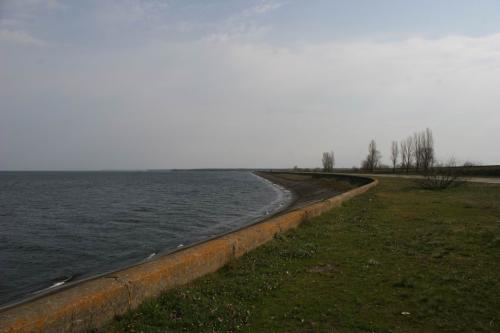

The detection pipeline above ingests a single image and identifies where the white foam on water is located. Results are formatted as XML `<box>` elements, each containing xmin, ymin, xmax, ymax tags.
<box><xmin>31</xmin><ymin>276</ymin><xmax>73</xmax><ymax>295</ymax></box>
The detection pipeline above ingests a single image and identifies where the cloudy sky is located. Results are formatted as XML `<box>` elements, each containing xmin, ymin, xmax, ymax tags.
<box><xmin>1</xmin><ymin>0</ymin><xmax>500</xmax><ymax>170</ymax></box>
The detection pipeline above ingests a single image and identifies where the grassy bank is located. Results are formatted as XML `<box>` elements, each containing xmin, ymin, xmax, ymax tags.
<box><xmin>104</xmin><ymin>178</ymin><xmax>500</xmax><ymax>333</ymax></box>
<box><xmin>332</xmin><ymin>165</ymin><xmax>500</xmax><ymax>178</ymax></box>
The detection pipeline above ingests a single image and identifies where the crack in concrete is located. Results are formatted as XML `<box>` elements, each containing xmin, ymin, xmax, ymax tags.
<box><xmin>105</xmin><ymin>276</ymin><xmax>132</xmax><ymax>310</ymax></box>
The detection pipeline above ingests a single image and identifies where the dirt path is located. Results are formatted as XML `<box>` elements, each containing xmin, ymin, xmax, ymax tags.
<box><xmin>340</xmin><ymin>173</ymin><xmax>500</xmax><ymax>184</ymax></box>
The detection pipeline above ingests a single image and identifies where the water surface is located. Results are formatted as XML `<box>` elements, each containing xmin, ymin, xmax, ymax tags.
<box><xmin>0</xmin><ymin>170</ymin><xmax>291</xmax><ymax>306</ymax></box>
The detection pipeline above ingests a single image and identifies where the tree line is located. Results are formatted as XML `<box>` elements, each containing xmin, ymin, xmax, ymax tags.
<box><xmin>397</xmin><ymin>128</ymin><xmax>434</xmax><ymax>173</ymax></box>
<box><xmin>320</xmin><ymin>128</ymin><xmax>436</xmax><ymax>173</ymax></box>
<box><xmin>364</xmin><ymin>128</ymin><xmax>435</xmax><ymax>173</ymax></box>
<box><xmin>317</xmin><ymin>127</ymin><xmax>467</xmax><ymax>190</ymax></box>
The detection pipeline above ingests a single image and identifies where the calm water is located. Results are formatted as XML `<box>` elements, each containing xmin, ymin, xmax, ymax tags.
<box><xmin>0</xmin><ymin>170</ymin><xmax>291</xmax><ymax>306</ymax></box>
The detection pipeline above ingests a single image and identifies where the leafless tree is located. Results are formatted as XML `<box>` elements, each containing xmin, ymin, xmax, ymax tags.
<box><xmin>413</xmin><ymin>132</ymin><xmax>422</xmax><ymax>171</ymax></box>
<box><xmin>322</xmin><ymin>151</ymin><xmax>335</xmax><ymax>172</ymax></box>
<box><xmin>400</xmin><ymin>136</ymin><xmax>414</xmax><ymax>173</ymax></box>
<box><xmin>400</xmin><ymin>140</ymin><xmax>407</xmax><ymax>172</ymax></box>
<box><xmin>412</xmin><ymin>128</ymin><xmax>434</xmax><ymax>172</ymax></box>
<box><xmin>390</xmin><ymin>141</ymin><xmax>399</xmax><ymax>173</ymax></box>
<box><xmin>421</xmin><ymin>128</ymin><xmax>434</xmax><ymax>171</ymax></box>
<box><xmin>362</xmin><ymin>140</ymin><xmax>381</xmax><ymax>172</ymax></box>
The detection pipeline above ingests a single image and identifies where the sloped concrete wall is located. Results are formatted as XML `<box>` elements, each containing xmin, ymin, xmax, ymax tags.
<box><xmin>0</xmin><ymin>174</ymin><xmax>377</xmax><ymax>333</ymax></box>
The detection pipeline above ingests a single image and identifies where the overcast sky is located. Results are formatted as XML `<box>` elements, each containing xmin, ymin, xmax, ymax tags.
<box><xmin>1</xmin><ymin>0</ymin><xmax>500</xmax><ymax>170</ymax></box>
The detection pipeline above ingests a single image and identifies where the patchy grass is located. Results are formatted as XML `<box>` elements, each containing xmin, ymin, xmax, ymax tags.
<box><xmin>103</xmin><ymin>178</ymin><xmax>500</xmax><ymax>333</ymax></box>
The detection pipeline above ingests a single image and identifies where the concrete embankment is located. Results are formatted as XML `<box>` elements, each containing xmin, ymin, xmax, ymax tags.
<box><xmin>0</xmin><ymin>172</ymin><xmax>377</xmax><ymax>333</ymax></box>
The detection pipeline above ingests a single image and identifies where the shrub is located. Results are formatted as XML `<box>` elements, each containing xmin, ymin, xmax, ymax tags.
<box><xmin>417</xmin><ymin>159</ymin><xmax>463</xmax><ymax>190</ymax></box>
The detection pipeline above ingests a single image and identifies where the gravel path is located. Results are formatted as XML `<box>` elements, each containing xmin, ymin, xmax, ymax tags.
<box><xmin>341</xmin><ymin>173</ymin><xmax>500</xmax><ymax>184</ymax></box>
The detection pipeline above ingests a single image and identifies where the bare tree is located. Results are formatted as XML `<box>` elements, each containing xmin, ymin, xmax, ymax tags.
<box><xmin>400</xmin><ymin>136</ymin><xmax>414</xmax><ymax>173</ymax></box>
<box><xmin>390</xmin><ymin>141</ymin><xmax>399</xmax><ymax>173</ymax></box>
<box><xmin>412</xmin><ymin>128</ymin><xmax>434</xmax><ymax>172</ymax></box>
<box><xmin>421</xmin><ymin>128</ymin><xmax>434</xmax><ymax>172</ymax></box>
<box><xmin>322</xmin><ymin>151</ymin><xmax>335</xmax><ymax>172</ymax></box>
<box><xmin>400</xmin><ymin>140</ymin><xmax>408</xmax><ymax>172</ymax></box>
<box><xmin>412</xmin><ymin>132</ymin><xmax>420</xmax><ymax>171</ymax></box>
<box><xmin>362</xmin><ymin>140</ymin><xmax>381</xmax><ymax>172</ymax></box>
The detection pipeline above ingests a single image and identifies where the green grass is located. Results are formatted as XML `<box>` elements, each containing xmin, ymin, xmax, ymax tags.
<box><xmin>104</xmin><ymin>178</ymin><xmax>500</xmax><ymax>333</ymax></box>
<box><xmin>334</xmin><ymin>165</ymin><xmax>500</xmax><ymax>177</ymax></box>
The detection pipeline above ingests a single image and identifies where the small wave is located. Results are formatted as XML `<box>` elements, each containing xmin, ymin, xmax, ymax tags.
<box><xmin>32</xmin><ymin>275</ymin><xmax>76</xmax><ymax>294</ymax></box>
<box><xmin>132</xmin><ymin>207</ymin><xmax>155</xmax><ymax>212</ymax></box>
<box><xmin>49</xmin><ymin>281</ymin><xmax>66</xmax><ymax>289</ymax></box>
<box><xmin>145</xmin><ymin>252</ymin><xmax>157</xmax><ymax>260</ymax></box>
<box><xmin>112</xmin><ymin>218</ymin><xmax>142</xmax><ymax>224</ymax></box>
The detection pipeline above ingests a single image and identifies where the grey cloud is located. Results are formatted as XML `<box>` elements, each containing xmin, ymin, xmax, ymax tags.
<box><xmin>1</xmin><ymin>33</ymin><xmax>500</xmax><ymax>169</ymax></box>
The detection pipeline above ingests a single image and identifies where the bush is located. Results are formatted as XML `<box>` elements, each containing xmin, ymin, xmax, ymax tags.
<box><xmin>417</xmin><ymin>159</ymin><xmax>463</xmax><ymax>190</ymax></box>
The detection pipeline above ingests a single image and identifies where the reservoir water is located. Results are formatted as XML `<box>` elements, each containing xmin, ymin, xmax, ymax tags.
<box><xmin>0</xmin><ymin>170</ymin><xmax>291</xmax><ymax>306</ymax></box>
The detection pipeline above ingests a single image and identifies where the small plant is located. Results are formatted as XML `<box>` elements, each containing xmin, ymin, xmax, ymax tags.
<box><xmin>417</xmin><ymin>158</ymin><xmax>463</xmax><ymax>190</ymax></box>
